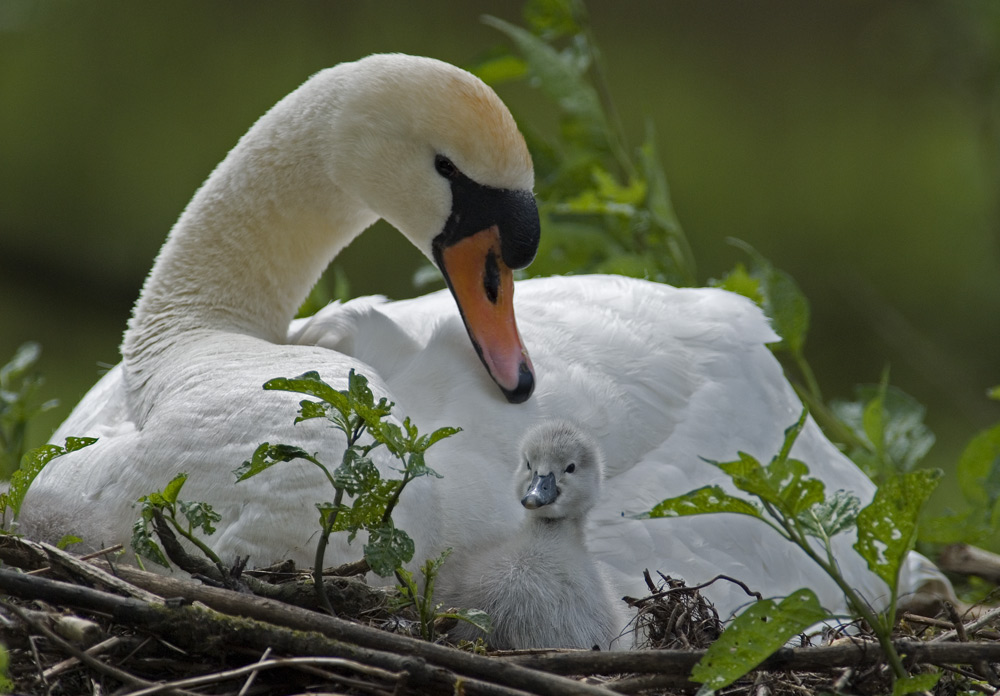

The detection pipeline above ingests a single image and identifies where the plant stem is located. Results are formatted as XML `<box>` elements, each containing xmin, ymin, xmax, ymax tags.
<box><xmin>169</xmin><ymin>512</ymin><xmax>228</xmax><ymax>578</ymax></box>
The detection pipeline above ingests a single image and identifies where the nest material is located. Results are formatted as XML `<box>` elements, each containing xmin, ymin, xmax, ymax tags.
<box><xmin>625</xmin><ymin>570</ymin><xmax>723</xmax><ymax>650</ymax></box>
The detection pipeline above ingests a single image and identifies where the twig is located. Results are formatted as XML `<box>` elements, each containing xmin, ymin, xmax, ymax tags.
<box><xmin>26</xmin><ymin>544</ymin><xmax>124</xmax><ymax>575</ymax></box>
<box><xmin>237</xmin><ymin>646</ymin><xmax>271</xmax><ymax>696</ymax></box>
<box><xmin>625</xmin><ymin>572</ymin><xmax>763</xmax><ymax>606</ymax></box>
<box><xmin>123</xmin><ymin>655</ymin><xmax>403</xmax><ymax>696</ymax></box>
<box><xmin>0</xmin><ymin>568</ymin><xmax>615</xmax><ymax>696</ymax></box>
<box><xmin>934</xmin><ymin>605</ymin><xmax>1000</xmax><ymax>643</ymax></box>
<box><xmin>34</xmin><ymin>539</ymin><xmax>163</xmax><ymax>604</ymax></box>
<box><xmin>2</xmin><ymin>600</ymin><xmax>198</xmax><ymax>696</ymax></box>
<box><xmin>42</xmin><ymin>636</ymin><xmax>124</xmax><ymax>680</ymax></box>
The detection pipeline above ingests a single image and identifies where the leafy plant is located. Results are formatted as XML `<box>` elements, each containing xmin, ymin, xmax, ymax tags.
<box><xmin>452</xmin><ymin>0</ymin><xmax>696</xmax><ymax>288</ymax></box>
<box><xmin>393</xmin><ymin>548</ymin><xmax>492</xmax><ymax>643</ymax></box>
<box><xmin>131</xmin><ymin>472</ymin><xmax>224</xmax><ymax>573</ymax></box>
<box><xmin>235</xmin><ymin>369</ymin><xmax>458</xmax><ymax>613</ymax></box>
<box><xmin>649</xmin><ymin>410</ymin><xmax>942</xmax><ymax>692</ymax></box>
<box><xmin>922</xmin><ymin>386</ymin><xmax>1000</xmax><ymax>547</ymax></box>
<box><xmin>0</xmin><ymin>436</ymin><xmax>96</xmax><ymax>530</ymax></box>
<box><xmin>0</xmin><ymin>342</ymin><xmax>58</xmax><ymax>479</ymax></box>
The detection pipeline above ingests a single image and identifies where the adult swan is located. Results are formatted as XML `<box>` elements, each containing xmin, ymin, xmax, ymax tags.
<box><xmin>20</xmin><ymin>54</ymin><xmax>946</xmax><ymax>619</ymax></box>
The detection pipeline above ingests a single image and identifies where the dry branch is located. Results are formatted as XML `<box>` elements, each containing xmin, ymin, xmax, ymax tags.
<box><xmin>0</xmin><ymin>568</ymin><xmax>616</xmax><ymax>696</ymax></box>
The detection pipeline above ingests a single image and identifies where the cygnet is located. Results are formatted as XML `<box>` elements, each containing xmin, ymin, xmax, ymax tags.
<box><xmin>439</xmin><ymin>420</ymin><xmax>631</xmax><ymax>650</ymax></box>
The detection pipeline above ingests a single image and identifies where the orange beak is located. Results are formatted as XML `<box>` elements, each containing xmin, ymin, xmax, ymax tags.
<box><xmin>439</xmin><ymin>227</ymin><xmax>535</xmax><ymax>403</ymax></box>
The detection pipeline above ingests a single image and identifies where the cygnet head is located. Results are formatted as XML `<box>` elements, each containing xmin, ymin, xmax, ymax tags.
<box><xmin>516</xmin><ymin>420</ymin><xmax>604</xmax><ymax>520</ymax></box>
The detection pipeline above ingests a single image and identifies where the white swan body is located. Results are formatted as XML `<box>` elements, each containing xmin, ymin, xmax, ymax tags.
<box><xmin>20</xmin><ymin>54</ymin><xmax>947</xmax><ymax>622</ymax></box>
<box><xmin>438</xmin><ymin>421</ymin><xmax>630</xmax><ymax>650</ymax></box>
<box><xmin>289</xmin><ymin>275</ymin><xmax>949</xmax><ymax>618</ymax></box>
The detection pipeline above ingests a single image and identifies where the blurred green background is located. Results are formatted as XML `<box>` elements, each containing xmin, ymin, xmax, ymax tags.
<box><xmin>2</xmin><ymin>1</ymin><xmax>998</xmax><ymax>516</ymax></box>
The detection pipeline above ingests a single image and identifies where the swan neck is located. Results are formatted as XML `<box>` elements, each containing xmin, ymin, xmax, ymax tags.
<box><xmin>123</xmin><ymin>74</ymin><xmax>376</xmax><ymax>367</ymax></box>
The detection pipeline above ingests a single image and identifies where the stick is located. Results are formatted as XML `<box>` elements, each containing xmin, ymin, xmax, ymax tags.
<box><xmin>0</xmin><ymin>568</ymin><xmax>613</xmax><ymax>696</ymax></box>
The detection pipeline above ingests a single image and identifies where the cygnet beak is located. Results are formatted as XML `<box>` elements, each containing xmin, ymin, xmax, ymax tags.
<box><xmin>521</xmin><ymin>472</ymin><xmax>558</xmax><ymax>509</ymax></box>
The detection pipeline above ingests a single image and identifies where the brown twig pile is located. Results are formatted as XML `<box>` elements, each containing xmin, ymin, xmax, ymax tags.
<box><xmin>2</xmin><ymin>536</ymin><xmax>1000</xmax><ymax>695</ymax></box>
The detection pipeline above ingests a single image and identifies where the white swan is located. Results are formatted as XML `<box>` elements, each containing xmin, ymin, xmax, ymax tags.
<box><xmin>438</xmin><ymin>420</ymin><xmax>630</xmax><ymax>650</ymax></box>
<box><xmin>20</xmin><ymin>54</ymin><xmax>948</xmax><ymax>622</ymax></box>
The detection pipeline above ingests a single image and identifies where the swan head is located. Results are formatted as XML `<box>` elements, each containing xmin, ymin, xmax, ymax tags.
<box><xmin>516</xmin><ymin>420</ymin><xmax>604</xmax><ymax>520</ymax></box>
<box><xmin>328</xmin><ymin>54</ymin><xmax>539</xmax><ymax>403</ymax></box>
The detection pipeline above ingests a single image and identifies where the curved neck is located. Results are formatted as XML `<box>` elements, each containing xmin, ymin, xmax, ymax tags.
<box><xmin>122</xmin><ymin>72</ymin><xmax>378</xmax><ymax>370</ymax></box>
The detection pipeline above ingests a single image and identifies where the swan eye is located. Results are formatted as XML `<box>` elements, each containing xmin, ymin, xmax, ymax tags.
<box><xmin>565</xmin><ymin>463</ymin><xmax>576</xmax><ymax>474</ymax></box>
<box><xmin>434</xmin><ymin>154</ymin><xmax>458</xmax><ymax>179</ymax></box>
<box><xmin>525</xmin><ymin>458</ymin><xmax>531</xmax><ymax>470</ymax></box>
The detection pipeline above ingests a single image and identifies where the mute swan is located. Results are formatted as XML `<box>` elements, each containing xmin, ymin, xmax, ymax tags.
<box><xmin>438</xmin><ymin>421</ymin><xmax>630</xmax><ymax>650</ymax></box>
<box><xmin>20</xmin><ymin>54</ymin><xmax>948</xmax><ymax>621</ymax></box>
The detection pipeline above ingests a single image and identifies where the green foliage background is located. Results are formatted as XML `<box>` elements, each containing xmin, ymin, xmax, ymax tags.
<box><xmin>1</xmin><ymin>1</ymin><xmax>998</xmax><ymax>520</ymax></box>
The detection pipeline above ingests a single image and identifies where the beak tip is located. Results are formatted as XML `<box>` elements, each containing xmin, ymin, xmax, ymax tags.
<box><xmin>500</xmin><ymin>362</ymin><xmax>534</xmax><ymax>404</ymax></box>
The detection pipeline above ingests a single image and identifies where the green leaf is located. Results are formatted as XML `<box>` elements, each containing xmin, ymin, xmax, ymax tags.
<box><xmin>648</xmin><ymin>485</ymin><xmax>763</xmax><ymax>520</ymax></box>
<box><xmin>57</xmin><ymin>535</ymin><xmax>83</xmax><ymax>550</ymax></box>
<box><xmin>714</xmin><ymin>454</ymin><xmax>826</xmax><ymax>519</ymax></box>
<box><xmin>264</xmin><ymin>372</ymin><xmax>349</xmax><ymax>419</ymax></box>
<box><xmin>712</xmin><ymin>263</ymin><xmax>763</xmax><ymax>305</ymax></box>
<box><xmin>830</xmin><ymin>377</ymin><xmax>935</xmax><ymax>479</ymax></box>
<box><xmin>446</xmin><ymin>608</ymin><xmax>494</xmax><ymax>634</ymax></box>
<box><xmin>892</xmin><ymin>671</ymin><xmax>941</xmax><ymax>696</ymax></box>
<box><xmin>691</xmin><ymin>589</ymin><xmax>828</xmax><ymax>695</ymax></box>
<box><xmin>482</xmin><ymin>15</ymin><xmax>607</xmax><ymax>149</ymax></box>
<box><xmin>332</xmin><ymin>450</ymin><xmax>381</xmax><ymax>497</ymax></box>
<box><xmin>5</xmin><ymin>437</ymin><xmax>96</xmax><ymax>519</ymax></box>
<box><xmin>471</xmin><ymin>54</ymin><xmax>529</xmax><ymax>85</ymax></box>
<box><xmin>725</xmin><ymin>238</ymin><xmax>810</xmax><ymax>356</ymax></box>
<box><xmin>989</xmin><ymin>385</ymin><xmax>1000</xmax><ymax>402</ymax></box>
<box><xmin>956</xmin><ymin>422</ymin><xmax>1000</xmax><ymax>511</ymax></box>
<box><xmin>234</xmin><ymin>442</ymin><xmax>317</xmax><ymax>482</ymax></box>
<box><xmin>365</xmin><ymin>524</ymin><xmax>415</xmax><ymax>577</ymax></box>
<box><xmin>797</xmin><ymin>490</ymin><xmax>861</xmax><ymax>541</ymax></box>
<box><xmin>522</xmin><ymin>0</ymin><xmax>580</xmax><ymax>39</ymax></box>
<box><xmin>178</xmin><ymin>500</ymin><xmax>221</xmax><ymax>536</ymax></box>
<box><xmin>161</xmin><ymin>473</ymin><xmax>187</xmax><ymax>505</ymax></box>
<box><xmin>854</xmin><ymin>469</ymin><xmax>942</xmax><ymax>589</ymax></box>
<box><xmin>130</xmin><ymin>518</ymin><xmax>170</xmax><ymax>568</ymax></box>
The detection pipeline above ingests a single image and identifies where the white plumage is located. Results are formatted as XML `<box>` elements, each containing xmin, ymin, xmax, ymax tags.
<box><xmin>437</xmin><ymin>420</ymin><xmax>630</xmax><ymax>650</ymax></box>
<box><xmin>19</xmin><ymin>54</ymin><xmax>947</xmax><ymax>626</ymax></box>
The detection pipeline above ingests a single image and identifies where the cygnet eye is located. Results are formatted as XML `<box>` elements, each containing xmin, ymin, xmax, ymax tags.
<box><xmin>525</xmin><ymin>458</ymin><xmax>531</xmax><ymax>470</ymax></box>
<box><xmin>565</xmin><ymin>462</ymin><xmax>576</xmax><ymax>474</ymax></box>
<box><xmin>434</xmin><ymin>154</ymin><xmax>458</xmax><ymax>179</ymax></box>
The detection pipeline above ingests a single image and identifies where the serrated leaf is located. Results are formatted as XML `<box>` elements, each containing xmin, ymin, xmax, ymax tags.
<box><xmin>691</xmin><ymin>589</ymin><xmax>828</xmax><ymax>695</ymax></box>
<box><xmin>264</xmin><ymin>372</ymin><xmax>349</xmax><ymax>417</ymax></box>
<box><xmin>714</xmin><ymin>455</ymin><xmax>825</xmax><ymax>518</ymax></box>
<box><xmin>178</xmin><ymin>500</ymin><xmax>221</xmax><ymax>536</ymax></box>
<box><xmin>234</xmin><ymin>442</ymin><xmax>316</xmax><ymax>482</ymax></box>
<box><xmin>161</xmin><ymin>473</ymin><xmax>187</xmax><ymax>505</ymax></box>
<box><xmin>797</xmin><ymin>490</ymin><xmax>861</xmax><ymax>541</ymax></box>
<box><xmin>447</xmin><ymin>608</ymin><xmax>494</xmax><ymax>634</ymax></box>
<box><xmin>892</xmin><ymin>671</ymin><xmax>942</xmax><ymax>696</ymax></box>
<box><xmin>57</xmin><ymin>535</ymin><xmax>82</xmax><ymax>550</ymax></box>
<box><xmin>854</xmin><ymin>469</ymin><xmax>942</xmax><ymax>589</ymax></box>
<box><xmin>419</xmin><ymin>424</ymin><xmax>459</xmax><ymax>452</ymax></box>
<box><xmin>6</xmin><ymin>437</ymin><xmax>96</xmax><ymax>518</ymax></box>
<box><xmin>831</xmin><ymin>380</ymin><xmax>935</xmax><ymax>479</ymax></box>
<box><xmin>648</xmin><ymin>485</ymin><xmax>763</xmax><ymax>520</ymax></box>
<box><xmin>364</xmin><ymin>524</ymin><xmax>415</xmax><ymax>577</ymax></box>
<box><xmin>130</xmin><ymin>518</ymin><xmax>170</xmax><ymax>568</ymax></box>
